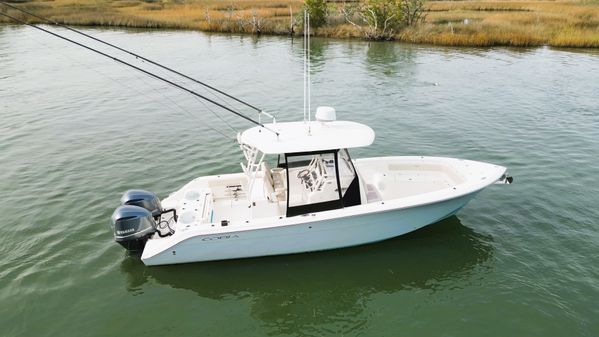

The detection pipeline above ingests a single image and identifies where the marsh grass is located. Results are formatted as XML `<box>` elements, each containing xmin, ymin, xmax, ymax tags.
<box><xmin>1</xmin><ymin>0</ymin><xmax>597</xmax><ymax>47</ymax></box>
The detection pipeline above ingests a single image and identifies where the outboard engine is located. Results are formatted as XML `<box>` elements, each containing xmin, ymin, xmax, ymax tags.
<box><xmin>111</xmin><ymin>189</ymin><xmax>177</xmax><ymax>252</ymax></box>
<box><xmin>111</xmin><ymin>205</ymin><xmax>157</xmax><ymax>252</ymax></box>
<box><xmin>120</xmin><ymin>189</ymin><xmax>162</xmax><ymax>218</ymax></box>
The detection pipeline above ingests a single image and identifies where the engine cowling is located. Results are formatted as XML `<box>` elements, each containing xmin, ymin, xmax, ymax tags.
<box><xmin>111</xmin><ymin>205</ymin><xmax>157</xmax><ymax>252</ymax></box>
<box><xmin>120</xmin><ymin>189</ymin><xmax>162</xmax><ymax>218</ymax></box>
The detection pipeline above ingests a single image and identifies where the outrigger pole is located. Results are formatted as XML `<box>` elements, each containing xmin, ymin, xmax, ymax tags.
<box><xmin>0</xmin><ymin>1</ymin><xmax>263</xmax><ymax>114</ymax></box>
<box><xmin>0</xmin><ymin>7</ymin><xmax>279</xmax><ymax>136</ymax></box>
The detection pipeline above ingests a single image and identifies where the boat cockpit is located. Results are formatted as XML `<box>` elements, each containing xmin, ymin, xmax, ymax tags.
<box><xmin>280</xmin><ymin>149</ymin><xmax>361</xmax><ymax>216</ymax></box>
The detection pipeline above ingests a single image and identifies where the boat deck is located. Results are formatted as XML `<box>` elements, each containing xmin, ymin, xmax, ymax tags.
<box><xmin>161</xmin><ymin>156</ymin><xmax>494</xmax><ymax>229</ymax></box>
<box><xmin>354</xmin><ymin>160</ymin><xmax>465</xmax><ymax>202</ymax></box>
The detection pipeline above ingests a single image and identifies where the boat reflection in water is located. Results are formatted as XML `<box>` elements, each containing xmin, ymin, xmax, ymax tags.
<box><xmin>120</xmin><ymin>216</ymin><xmax>492</xmax><ymax>334</ymax></box>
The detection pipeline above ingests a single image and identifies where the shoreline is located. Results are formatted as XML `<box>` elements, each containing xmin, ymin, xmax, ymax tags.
<box><xmin>3</xmin><ymin>21</ymin><xmax>598</xmax><ymax>53</ymax></box>
<box><xmin>1</xmin><ymin>0</ymin><xmax>598</xmax><ymax>48</ymax></box>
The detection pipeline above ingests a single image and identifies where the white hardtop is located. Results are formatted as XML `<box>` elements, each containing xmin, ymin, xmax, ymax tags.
<box><xmin>239</xmin><ymin>120</ymin><xmax>375</xmax><ymax>154</ymax></box>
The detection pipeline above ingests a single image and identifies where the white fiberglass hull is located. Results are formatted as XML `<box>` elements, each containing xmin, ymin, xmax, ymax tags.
<box><xmin>141</xmin><ymin>191</ymin><xmax>477</xmax><ymax>266</ymax></box>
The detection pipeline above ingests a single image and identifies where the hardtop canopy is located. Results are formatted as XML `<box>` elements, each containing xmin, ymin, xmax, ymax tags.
<box><xmin>239</xmin><ymin>121</ymin><xmax>375</xmax><ymax>154</ymax></box>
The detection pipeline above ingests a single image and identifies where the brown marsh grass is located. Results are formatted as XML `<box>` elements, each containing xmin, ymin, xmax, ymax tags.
<box><xmin>1</xmin><ymin>0</ymin><xmax>597</xmax><ymax>47</ymax></box>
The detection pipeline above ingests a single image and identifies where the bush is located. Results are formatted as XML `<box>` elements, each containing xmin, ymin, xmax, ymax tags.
<box><xmin>342</xmin><ymin>0</ymin><xmax>426</xmax><ymax>40</ymax></box>
<box><xmin>304</xmin><ymin>0</ymin><xmax>328</xmax><ymax>28</ymax></box>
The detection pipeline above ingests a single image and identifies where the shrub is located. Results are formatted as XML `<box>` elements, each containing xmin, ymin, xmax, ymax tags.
<box><xmin>304</xmin><ymin>0</ymin><xmax>328</xmax><ymax>27</ymax></box>
<box><xmin>342</xmin><ymin>0</ymin><xmax>426</xmax><ymax>40</ymax></box>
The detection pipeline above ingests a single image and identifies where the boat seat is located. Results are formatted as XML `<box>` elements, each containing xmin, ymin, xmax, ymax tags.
<box><xmin>261</xmin><ymin>161</ymin><xmax>274</xmax><ymax>189</ymax></box>
<box><xmin>260</xmin><ymin>161</ymin><xmax>280</xmax><ymax>202</ymax></box>
<box><xmin>271</xmin><ymin>167</ymin><xmax>286</xmax><ymax>202</ymax></box>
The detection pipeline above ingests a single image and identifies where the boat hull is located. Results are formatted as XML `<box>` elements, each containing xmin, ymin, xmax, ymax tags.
<box><xmin>142</xmin><ymin>191</ymin><xmax>478</xmax><ymax>266</ymax></box>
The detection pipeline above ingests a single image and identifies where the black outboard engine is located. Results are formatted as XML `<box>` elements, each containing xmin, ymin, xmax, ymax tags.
<box><xmin>111</xmin><ymin>189</ymin><xmax>177</xmax><ymax>252</ymax></box>
<box><xmin>120</xmin><ymin>189</ymin><xmax>163</xmax><ymax>218</ymax></box>
<box><xmin>111</xmin><ymin>205</ymin><xmax>157</xmax><ymax>252</ymax></box>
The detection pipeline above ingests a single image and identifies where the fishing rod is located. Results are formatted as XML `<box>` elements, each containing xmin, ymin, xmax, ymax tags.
<box><xmin>0</xmin><ymin>1</ymin><xmax>264</xmax><ymax>114</ymax></box>
<box><xmin>0</xmin><ymin>11</ymin><xmax>279</xmax><ymax>136</ymax></box>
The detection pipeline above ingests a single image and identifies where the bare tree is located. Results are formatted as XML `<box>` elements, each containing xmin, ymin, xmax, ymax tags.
<box><xmin>204</xmin><ymin>8</ymin><xmax>211</xmax><ymax>26</ymax></box>
<box><xmin>232</xmin><ymin>8</ymin><xmax>263</xmax><ymax>34</ymax></box>
<box><xmin>288</xmin><ymin>5</ymin><xmax>297</xmax><ymax>35</ymax></box>
<box><xmin>226</xmin><ymin>3</ymin><xmax>235</xmax><ymax>31</ymax></box>
<box><xmin>250</xmin><ymin>8</ymin><xmax>263</xmax><ymax>34</ymax></box>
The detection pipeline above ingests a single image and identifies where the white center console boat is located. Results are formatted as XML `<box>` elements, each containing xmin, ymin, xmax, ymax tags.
<box><xmin>111</xmin><ymin>108</ymin><xmax>512</xmax><ymax>266</ymax></box>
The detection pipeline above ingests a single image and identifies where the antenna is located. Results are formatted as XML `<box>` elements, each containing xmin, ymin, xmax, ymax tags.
<box><xmin>303</xmin><ymin>9</ymin><xmax>307</xmax><ymax>124</ymax></box>
<box><xmin>303</xmin><ymin>9</ymin><xmax>312</xmax><ymax>135</ymax></box>
<box><xmin>308</xmin><ymin>12</ymin><xmax>311</xmax><ymax>130</ymax></box>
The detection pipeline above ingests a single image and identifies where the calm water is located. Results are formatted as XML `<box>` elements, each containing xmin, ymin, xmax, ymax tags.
<box><xmin>1</xmin><ymin>25</ymin><xmax>598</xmax><ymax>336</ymax></box>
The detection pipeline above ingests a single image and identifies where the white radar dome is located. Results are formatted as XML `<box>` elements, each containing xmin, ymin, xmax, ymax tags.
<box><xmin>315</xmin><ymin>106</ymin><xmax>336</xmax><ymax>122</ymax></box>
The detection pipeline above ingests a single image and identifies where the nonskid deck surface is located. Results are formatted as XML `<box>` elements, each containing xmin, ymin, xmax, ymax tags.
<box><xmin>358</xmin><ymin>166</ymin><xmax>455</xmax><ymax>202</ymax></box>
<box><xmin>354</xmin><ymin>157</ymin><xmax>474</xmax><ymax>202</ymax></box>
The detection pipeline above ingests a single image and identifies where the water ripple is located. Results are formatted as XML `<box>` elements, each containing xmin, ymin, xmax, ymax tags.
<box><xmin>1</xmin><ymin>26</ymin><xmax>599</xmax><ymax>337</ymax></box>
